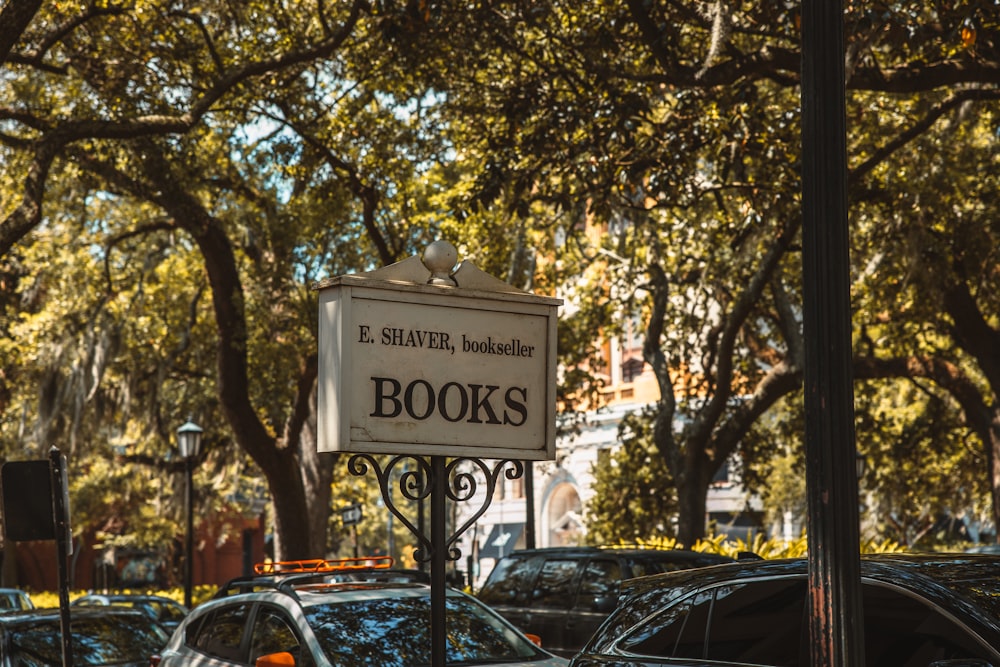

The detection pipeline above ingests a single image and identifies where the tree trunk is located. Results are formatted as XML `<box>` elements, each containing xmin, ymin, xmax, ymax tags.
<box><xmin>943</xmin><ymin>280</ymin><xmax>1000</xmax><ymax>541</ymax></box>
<box><xmin>132</xmin><ymin>143</ymin><xmax>323</xmax><ymax>560</ymax></box>
<box><xmin>268</xmin><ymin>459</ymin><xmax>315</xmax><ymax>560</ymax></box>
<box><xmin>674</xmin><ymin>464</ymin><xmax>709</xmax><ymax>547</ymax></box>
<box><xmin>988</xmin><ymin>411</ymin><xmax>1000</xmax><ymax>543</ymax></box>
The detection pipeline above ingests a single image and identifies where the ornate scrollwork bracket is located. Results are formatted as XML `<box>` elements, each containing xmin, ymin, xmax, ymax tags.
<box><xmin>347</xmin><ymin>454</ymin><xmax>524</xmax><ymax>564</ymax></box>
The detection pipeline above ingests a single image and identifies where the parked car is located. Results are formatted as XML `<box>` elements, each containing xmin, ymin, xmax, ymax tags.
<box><xmin>72</xmin><ymin>593</ymin><xmax>189</xmax><ymax>632</ymax></box>
<box><xmin>0</xmin><ymin>588</ymin><xmax>33</xmax><ymax>612</ymax></box>
<box><xmin>477</xmin><ymin>546</ymin><xmax>735</xmax><ymax>658</ymax></box>
<box><xmin>570</xmin><ymin>553</ymin><xmax>1000</xmax><ymax>667</ymax></box>
<box><xmin>153</xmin><ymin>557</ymin><xmax>568</xmax><ymax>667</ymax></box>
<box><xmin>966</xmin><ymin>543</ymin><xmax>1000</xmax><ymax>554</ymax></box>
<box><xmin>0</xmin><ymin>606</ymin><xmax>170</xmax><ymax>665</ymax></box>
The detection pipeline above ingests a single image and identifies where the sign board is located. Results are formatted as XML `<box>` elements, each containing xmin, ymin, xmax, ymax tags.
<box><xmin>315</xmin><ymin>242</ymin><xmax>561</xmax><ymax>460</ymax></box>
<box><xmin>1</xmin><ymin>451</ymin><xmax>71</xmax><ymax>552</ymax></box>
<box><xmin>1</xmin><ymin>460</ymin><xmax>56</xmax><ymax>541</ymax></box>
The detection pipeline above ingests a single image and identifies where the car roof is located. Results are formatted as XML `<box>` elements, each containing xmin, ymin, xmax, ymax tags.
<box><xmin>620</xmin><ymin>552</ymin><xmax>1000</xmax><ymax>600</ymax></box>
<box><xmin>498</xmin><ymin>546</ymin><xmax>734</xmax><ymax>560</ymax></box>
<box><xmin>76</xmin><ymin>593</ymin><xmax>177</xmax><ymax>602</ymax></box>
<box><xmin>0</xmin><ymin>606</ymin><xmax>151</xmax><ymax>626</ymax></box>
<box><xmin>194</xmin><ymin>579</ymin><xmax>478</xmax><ymax>621</ymax></box>
<box><xmin>211</xmin><ymin>556</ymin><xmax>453</xmax><ymax>608</ymax></box>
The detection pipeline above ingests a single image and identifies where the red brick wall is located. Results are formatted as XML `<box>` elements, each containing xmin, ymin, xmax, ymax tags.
<box><xmin>11</xmin><ymin>515</ymin><xmax>265</xmax><ymax>593</ymax></box>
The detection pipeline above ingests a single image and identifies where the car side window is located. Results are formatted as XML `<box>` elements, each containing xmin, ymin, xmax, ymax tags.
<box><xmin>189</xmin><ymin>602</ymin><xmax>252</xmax><ymax>662</ymax></box>
<box><xmin>703</xmin><ymin>579</ymin><xmax>806</xmax><ymax>665</ymax></box>
<box><xmin>531</xmin><ymin>558</ymin><xmax>579</xmax><ymax>609</ymax></box>
<box><xmin>478</xmin><ymin>556</ymin><xmax>544</xmax><ymax>607</ymax></box>
<box><xmin>622</xmin><ymin>589</ymin><xmax>710</xmax><ymax>658</ymax></box>
<box><xmin>862</xmin><ymin>582</ymin><xmax>995</xmax><ymax>665</ymax></box>
<box><xmin>250</xmin><ymin>606</ymin><xmax>314</xmax><ymax>667</ymax></box>
<box><xmin>575</xmin><ymin>559</ymin><xmax>621</xmax><ymax>612</ymax></box>
<box><xmin>622</xmin><ymin>578</ymin><xmax>807</xmax><ymax>665</ymax></box>
<box><xmin>627</xmin><ymin>559</ymin><xmax>662</xmax><ymax>579</ymax></box>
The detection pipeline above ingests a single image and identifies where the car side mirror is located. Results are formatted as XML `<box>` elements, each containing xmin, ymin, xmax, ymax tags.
<box><xmin>256</xmin><ymin>652</ymin><xmax>295</xmax><ymax>667</ymax></box>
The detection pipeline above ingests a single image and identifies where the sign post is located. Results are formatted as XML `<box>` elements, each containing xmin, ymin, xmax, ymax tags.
<box><xmin>315</xmin><ymin>241</ymin><xmax>561</xmax><ymax>667</ymax></box>
<box><xmin>341</xmin><ymin>503</ymin><xmax>363</xmax><ymax>558</ymax></box>
<box><xmin>1</xmin><ymin>447</ymin><xmax>74</xmax><ymax>667</ymax></box>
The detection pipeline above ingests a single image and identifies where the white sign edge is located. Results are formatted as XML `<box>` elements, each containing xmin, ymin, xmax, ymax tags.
<box><xmin>316</xmin><ymin>281</ymin><xmax>558</xmax><ymax>461</ymax></box>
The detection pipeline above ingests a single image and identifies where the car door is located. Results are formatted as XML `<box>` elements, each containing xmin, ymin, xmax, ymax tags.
<box><xmin>248</xmin><ymin>604</ymin><xmax>316</xmax><ymax>667</ymax></box>
<box><xmin>566</xmin><ymin>557</ymin><xmax>622</xmax><ymax>654</ymax></box>
<box><xmin>478</xmin><ymin>554</ymin><xmax>545</xmax><ymax>633</ymax></box>
<box><xmin>860</xmin><ymin>582</ymin><xmax>999</xmax><ymax>665</ymax></box>
<box><xmin>525</xmin><ymin>557</ymin><xmax>581</xmax><ymax>658</ymax></box>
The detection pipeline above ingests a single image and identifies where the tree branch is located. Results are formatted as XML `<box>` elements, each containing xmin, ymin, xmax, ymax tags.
<box><xmin>851</xmin><ymin>88</ymin><xmax>1000</xmax><ymax>184</ymax></box>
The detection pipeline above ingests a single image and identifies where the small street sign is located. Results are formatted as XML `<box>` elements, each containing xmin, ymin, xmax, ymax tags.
<box><xmin>341</xmin><ymin>503</ymin><xmax>363</xmax><ymax>526</ymax></box>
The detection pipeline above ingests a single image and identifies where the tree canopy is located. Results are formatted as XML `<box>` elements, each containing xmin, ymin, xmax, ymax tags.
<box><xmin>2</xmin><ymin>0</ymin><xmax>1000</xmax><ymax>563</ymax></box>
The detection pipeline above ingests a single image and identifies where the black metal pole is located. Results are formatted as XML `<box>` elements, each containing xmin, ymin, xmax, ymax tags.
<box><xmin>430</xmin><ymin>455</ymin><xmax>447</xmax><ymax>667</ymax></box>
<box><xmin>418</xmin><ymin>472</ymin><xmax>426</xmax><ymax>573</ymax></box>
<box><xmin>50</xmin><ymin>447</ymin><xmax>73</xmax><ymax>667</ymax></box>
<box><xmin>346</xmin><ymin>454</ymin><xmax>520</xmax><ymax>667</ymax></box>
<box><xmin>523</xmin><ymin>461</ymin><xmax>535</xmax><ymax>549</ymax></box>
<box><xmin>184</xmin><ymin>457</ymin><xmax>194</xmax><ymax>609</ymax></box>
<box><xmin>800</xmin><ymin>0</ymin><xmax>865</xmax><ymax>663</ymax></box>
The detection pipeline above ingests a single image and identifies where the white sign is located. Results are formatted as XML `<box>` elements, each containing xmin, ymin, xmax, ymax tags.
<box><xmin>341</xmin><ymin>504</ymin><xmax>363</xmax><ymax>526</ymax></box>
<box><xmin>315</xmin><ymin>244</ymin><xmax>561</xmax><ymax>460</ymax></box>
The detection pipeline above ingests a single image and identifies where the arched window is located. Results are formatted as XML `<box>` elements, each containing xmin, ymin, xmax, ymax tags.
<box><xmin>544</xmin><ymin>483</ymin><xmax>583</xmax><ymax>546</ymax></box>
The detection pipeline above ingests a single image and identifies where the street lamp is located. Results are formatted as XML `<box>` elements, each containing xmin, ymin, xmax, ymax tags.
<box><xmin>177</xmin><ymin>419</ymin><xmax>203</xmax><ymax>609</ymax></box>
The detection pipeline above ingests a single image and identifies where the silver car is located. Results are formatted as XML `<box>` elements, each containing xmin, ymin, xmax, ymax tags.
<box><xmin>154</xmin><ymin>559</ymin><xmax>568</xmax><ymax>667</ymax></box>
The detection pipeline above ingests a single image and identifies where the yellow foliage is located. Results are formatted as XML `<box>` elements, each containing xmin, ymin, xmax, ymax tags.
<box><xmin>612</xmin><ymin>534</ymin><xmax>906</xmax><ymax>559</ymax></box>
<box><xmin>28</xmin><ymin>585</ymin><xmax>218</xmax><ymax>610</ymax></box>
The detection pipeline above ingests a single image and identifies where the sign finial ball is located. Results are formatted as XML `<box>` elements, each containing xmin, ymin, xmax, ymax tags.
<box><xmin>423</xmin><ymin>241</ymin><xmax>458</xmax><ymax>286</ymax></box>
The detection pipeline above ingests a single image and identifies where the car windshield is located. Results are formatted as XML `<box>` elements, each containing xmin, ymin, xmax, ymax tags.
<box><xmin>0</xmin><ymin>594</ymin><xmax>30</xmax><ymax>611</ymax></box>
<box><xmin>147</xmin><ymin>601</ymin><xmax>187</xmax><ymax>624</ymax></box>
<box><xmin>305</xmin><ymin>594</ymin><xmax>543</xmax><ymax>666</ymax></box>
<box><xmin>102</xmin><ymin>598</ymin><xmax>185</xmax><ymax>624</ymax></box>
<box><xmin>8</xmin><ymin>614</ymin><xmax>169</xmax><ymax>665</ymax></box>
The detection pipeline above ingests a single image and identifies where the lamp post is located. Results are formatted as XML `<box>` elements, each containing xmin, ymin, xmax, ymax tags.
<box><xmin>177</xmin><ymin>419</ymin><xmax>203</xmax><ymax>609</ymax></box>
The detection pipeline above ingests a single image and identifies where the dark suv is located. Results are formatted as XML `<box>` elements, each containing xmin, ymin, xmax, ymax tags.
<box><xmin>477</xmin><ymin>546</ymin><xmax>734</xmax><ymax>658</ymax></box>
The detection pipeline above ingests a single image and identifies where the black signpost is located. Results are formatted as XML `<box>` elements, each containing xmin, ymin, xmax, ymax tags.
<box><xmin>1</xmin><ymin>447</ymin><xmax>74</xmax><ymax>667</ymax></box>
<box><xmin>341</xmin><ymin>502</ymin><xmax>363</xmax><ymax>557</ymax></box>
<box><xmin>347</xmin><ymin>454</ymin><xmax>523</xmax><ymax>667</ymax></box>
